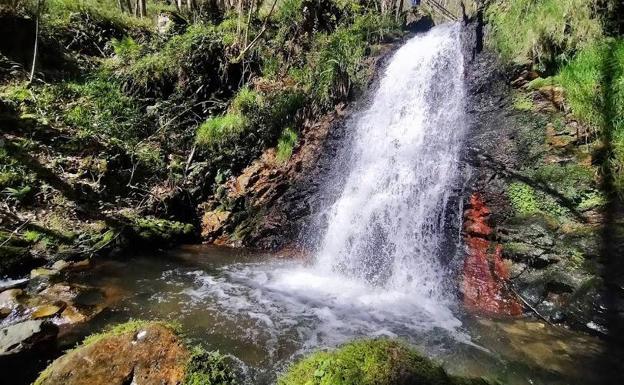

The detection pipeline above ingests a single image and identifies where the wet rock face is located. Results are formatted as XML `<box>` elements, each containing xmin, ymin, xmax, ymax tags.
<box><xmin>461</xmin><ymin>194</ymin><xmax>523</xmax><ymax>316</ymax></box>
<box><xmin>461</xmin><ymin>21</ymin><xmax>609</xmax><ymax>331</ymax></box>
<box><xmin>34</xmin><ymin>323</ymin><xmax>188</xmax><ymax>385</ymax></box>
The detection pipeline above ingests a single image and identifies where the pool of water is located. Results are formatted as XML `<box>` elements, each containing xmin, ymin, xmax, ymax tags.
<box><xmin>66</xmin><ymin>245</ymin><xmax>617</xmax><ymax>385</ymax></box>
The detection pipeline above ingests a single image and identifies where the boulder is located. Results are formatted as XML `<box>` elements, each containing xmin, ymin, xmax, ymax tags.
<box><xmin>34</xmin><ymin>322</ymin><xmax>188</xmax><ymax>385</ymax></box>
<box><xmin>277</xmin><ymin>339</ymin><xmax>490</xmax><ymax>385</ymax></box>
<box><xmin>0</xmin><ymin>320</ymin><xmax>58</xmax><ymax>356</ymax></box>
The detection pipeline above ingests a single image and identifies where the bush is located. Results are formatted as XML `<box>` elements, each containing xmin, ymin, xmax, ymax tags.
<box><xmin>486</xmin><ymin>0</ymin><xmax>602</xmax><ymax>67</ymax></box>
<box><xmin>277</xmin><ymin>339</ymin><xmax>490</xmax><ymax>385</ymax></box>
<box><xmin>507</xmin><ymin>182</ymin><xmax>540</xmax><ymax>216</ymax></box>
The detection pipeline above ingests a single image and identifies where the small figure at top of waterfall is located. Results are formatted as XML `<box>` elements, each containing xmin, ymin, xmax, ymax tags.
<box><xmin>412</xmin><ymin>0</ymin><xmax>421</xmax><ymax>5</ymax></box>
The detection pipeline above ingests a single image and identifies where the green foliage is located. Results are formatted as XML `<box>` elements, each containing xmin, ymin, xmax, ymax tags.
<box><xmin>184</xmin><ymin>347</ymin><xmax>238</xmax><ymax>385</ymax></box>
<box><xmin>111</xmin><ymin>36</ymin><xmax>142</xmax><ymax>60</ymax></box>
<box><xmin>276</xmin><ymin>127</ymin><xmax>298</xmax><ymax>163</ymax></box>
<box><xmin>486</xmin><ymin>0</ymin><xmax>602</xmax><ymax>66</ymax></box>
<box><xmin>556</xmin><ymin>38</ymin><xmax>624</xmax><ymax>195</ymax></box>
<box><xmin>230</xmin><ymin>87</ymin><xmax>261</xmax><ymax>114</ymax></box>
<box><xmin>530</xmin><ymin>163</ymin><xmax>595</xmax><ymax>200</ymax></box>
<box><xmin>512</xmin><ymin>92</ymin><xmax>533</xmax><ymax>111</ymax></box>
<box><xmin>507</xmin><ymin>182</ymin><xmax>540</xmax><ymax>216</ymax></box>
<box><xmin>63</xmin><ymin>76</ymin><xmax>147</xmax><ymax>143</ymax></box>
<box><xmin>309</xmin><ymin>27</ymin><xmax>366</xmax><ymax>106</ymax></box>
<box><xmin>196</xmin><ymin>113</ymin><xmax>247</xmax><ymax>148</ymax></box>
<box><xmin>277</xmin><ymin>339</ymin><xmax>488</xmax><ymax>385</ymax></box>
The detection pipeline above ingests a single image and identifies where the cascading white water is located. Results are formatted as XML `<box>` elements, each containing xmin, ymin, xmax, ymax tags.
<box><xmin>122</xmin><ymin>25</ymin><xmax>470</xmax><ymax>380</ymax></box>
<box><xmin>316</xmin><ymin>23</ymin><xmax>466</xmax><ymax>300</ymax></box>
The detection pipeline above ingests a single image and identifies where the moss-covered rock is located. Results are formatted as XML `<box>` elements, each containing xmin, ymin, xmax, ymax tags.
<box><xmin>277</xmin><ymin>339</ymin><xmax>491</xmax><ymax>385</ymax></box>
<box><xmin>34</xmin><ymin>320</ymin><xmax>237</xmax><ymax>385</ymax></box>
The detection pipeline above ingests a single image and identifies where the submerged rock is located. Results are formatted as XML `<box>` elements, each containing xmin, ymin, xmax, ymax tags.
<box><xmin>0</xmin><ymin>320</ymin><xmax>58</xmax><ymax>356</ymax></box>
<box><xmin>277</xmin><ymin>339</ymin><xmax>491</xmax><ymax>385</ymax></box>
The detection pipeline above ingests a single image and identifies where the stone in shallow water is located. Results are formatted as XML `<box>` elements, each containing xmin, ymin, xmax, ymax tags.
<box><xmin>31</xmin><ymin>303</ymin><xmax>65</xmax><ymax>319</ymax></box>
<box><xmin>0</xmin><ymin>319</ymin><xmax>58</xmax><ymax>356</ymax></box>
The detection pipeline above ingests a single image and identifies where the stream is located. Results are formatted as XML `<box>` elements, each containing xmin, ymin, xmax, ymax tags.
<box><xmin>67</xmin><ymin>246</ymin><xmax>608</xmax><ymax>385</ymax></box>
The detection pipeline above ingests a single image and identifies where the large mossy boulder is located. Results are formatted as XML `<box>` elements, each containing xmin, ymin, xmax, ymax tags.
<box><xmin>278</xmin><ymin>339</ymin><xmax>491</xmax><ymax>385</ymax></box>
<box><xmin>34</xmin><ymin>320</ymin><xmax>237</xmax><ymax>385</ymax></box>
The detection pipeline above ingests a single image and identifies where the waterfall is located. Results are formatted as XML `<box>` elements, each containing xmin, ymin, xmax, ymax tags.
<box><xmin>164</xmin><ymin>24</ymin><xmax>470</xmax><ymax>364</ymax></box>
<box><xmin>316</xmin><ymin>23</ymin><xmax>466</xmax><ymax>300</ymax></box>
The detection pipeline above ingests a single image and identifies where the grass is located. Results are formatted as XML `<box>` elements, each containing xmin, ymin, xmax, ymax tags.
<box><xmin>196</xmin><ymin>113</ymin><xmax>247</xmax><ymax>148</ymax></box>
<box><xmin>486</xmin><ymin>0</ymin><xmax>602</xmax><ymax>67</ymax></box>
<box><xmin>276</xmin><ymin>127</ymin><xmax>298</xmax><ymax>164</ymax></box>
<box><xmin>556</xmin><ymin>38</ymin><xmax>624</xmax><ymax>195</ymax></box>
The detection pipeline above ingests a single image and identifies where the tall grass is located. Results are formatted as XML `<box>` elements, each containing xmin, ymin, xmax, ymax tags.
<box><xmin>486</xmin><ymin>0</ymin><xmax>602</xmax><ymax>67</ymax></box>
<box><xmin>276</xmin><ymin>127</ymin><xmax>297</xmax><ymax>164</ymax></box>
<box><xmin>556</xmin><ymin>38</ymin><xmax>624</xmax><ymax>195</ymax></box>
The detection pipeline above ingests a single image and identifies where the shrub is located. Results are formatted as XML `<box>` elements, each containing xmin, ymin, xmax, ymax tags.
<box><xmin>230</xmin><ymin>87</ymin><xmax>261</xmax><ymax>114</ymax></box>
<box><xmin>276</xmin><ymin>127</ymin><xmax>298</xmax><ymax>163</ymax></box>
<box><xmin>196</xmin><ymin>113</ymin><xmax>247</xmax><ymax>148</ymax></box>
<box><xmin>486</xmin><ymin>0</ymin><xmax>602</xmax><ymax>67</ymax></box>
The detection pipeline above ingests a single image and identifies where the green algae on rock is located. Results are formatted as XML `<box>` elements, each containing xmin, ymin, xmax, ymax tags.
<box><xmin>277</xmin><ymin>339</ymin><xmax>492</xmax><ymax>385</ymax></box>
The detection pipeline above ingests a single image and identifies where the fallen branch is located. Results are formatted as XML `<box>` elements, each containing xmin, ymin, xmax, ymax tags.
<box><xmin>507</xmin><ymin>284</ymin><xmax>556</xmax><ymax>326</ymax></box>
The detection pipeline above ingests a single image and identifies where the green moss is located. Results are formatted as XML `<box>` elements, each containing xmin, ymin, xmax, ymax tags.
<box><xmin>512</xmin><ymin>92</ymin><xmax>533</xmax><ymax>111</ymax></box>
<box><xmin>128</xmin><ymin>216</ymin><xmax>195</xmax><ymax>244</ymax></box>
<box><xmin>80</xmin><ymin>320</ymin><xmax>181</xmax><ymax>347</ymax></box>
<box><xmin>507</xmin><ymin>182</ymin><xmax>540</xmax><ymax>216</ymax></box>
<box><xmin>278</xmin><ymin>339</ymin><xmax>490</xmax><ymax>385</ymax></box>
<box><xmin>276</xmin><ymin>127</ymin><xmax>298</xmax><ymax>164</ymax></box>
<box><xmin>183</xmin><ymin>347</ymin><xmax>237</xmax><ymax>385</ymax></box>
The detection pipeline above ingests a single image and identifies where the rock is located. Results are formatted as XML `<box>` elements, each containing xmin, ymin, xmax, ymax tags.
<box><xmin>30</xmin><ymin>268</ymin><xmax>58</xmax><ymax>279</ymax></box>
<box><xmin>277</xmin><ymin>339</ymin><xmax>491</xmax><ymax>385</ymax></box>
<box><xmin>201</xmin><ymin>209</ymin><xmax>231</xmax><ymax>239</ymax></box>
<box><xmin>538</xmin><ymin>85</ymin><xmax>565</xmax><ymax>110</ymax></box>
<box><xmin>405</xmin><ymin>11</ymin><xmax>434</xmax><ymax>34</ymax></box>
<box><xmin>0</xmin><ymin>320</ymin><xmax>58</xmax><ymax>356</ymax></box>
<box><xmin>34</xmin><ymin>322</ymin><xmax>188</xmax><ymax>385</ymax></box>
<box><xmin>0</xmin><ymin>288</ymin><xmax>23</xmax><ymax>309</ymax></box>
<box><xmin>31</xmin><ymin>303</ymin><xmax>65</xmax><ymax>319</ymax></box>
<box><xmin>0</xmin><ymin>307</ymin><xmax>10</xmax><ymax>319</ymax></box>
<box><xmin>51</xmin><ymin>260</ymin><xmax>71</xmax><ymax>271</ymax></box>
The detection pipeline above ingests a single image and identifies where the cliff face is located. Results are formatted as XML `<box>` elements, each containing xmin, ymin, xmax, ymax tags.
<box><xmin>461</xmin><ymin>19</ymin><xmax>623</xmax><ymax>334</ymax></box>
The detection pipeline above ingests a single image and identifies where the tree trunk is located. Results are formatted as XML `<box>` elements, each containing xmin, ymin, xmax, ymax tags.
<box><xmin>140</xmin><ymin>0</ymin><xmax>146</xmax><ymax>17</ymax></box>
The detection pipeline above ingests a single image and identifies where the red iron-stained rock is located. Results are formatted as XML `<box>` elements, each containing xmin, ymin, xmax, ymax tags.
<box><xmin>462</xmin><ymin>194</ymin><xmax>523</xmax><ymax>316</ymax></box>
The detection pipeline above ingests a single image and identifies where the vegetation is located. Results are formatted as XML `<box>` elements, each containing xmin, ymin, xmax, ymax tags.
<box><xmin>277</xmin><ymin>339</ymin><xmax>490</xmax><ymax>385</ymax></box>
<box><xmin>184</xmin><ymin>346</ymin><xmax>238</xmax><ymax>385</ymax></box>
<box><xmin>486</xmin><ymin>0</ymin><xmax>602</xmax><ymax>68</ymax></box>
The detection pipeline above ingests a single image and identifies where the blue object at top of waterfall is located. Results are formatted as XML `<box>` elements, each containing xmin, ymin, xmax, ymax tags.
<box><xmin>412</xmin><ymin>0</ymin><xmax>421</xmax><ymax>5</ymax></box>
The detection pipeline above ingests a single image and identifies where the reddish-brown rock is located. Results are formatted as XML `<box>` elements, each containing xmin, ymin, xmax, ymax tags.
<box><xmin>462</xmin><ymin>194</ymin><xmax>523</xmax><ymax>316</ymax></box>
